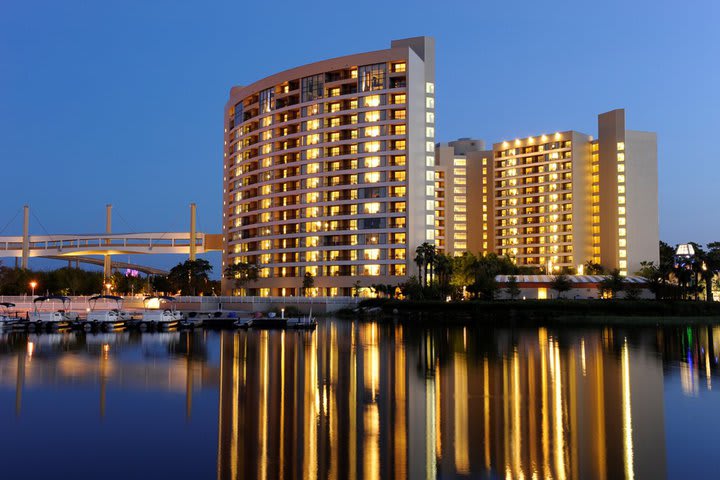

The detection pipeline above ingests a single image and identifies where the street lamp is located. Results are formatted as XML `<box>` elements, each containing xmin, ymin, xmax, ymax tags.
<box><xmin>29</xmin><ymin>281</ymin><xmax>37</xmax><ymax>297</ymax></box>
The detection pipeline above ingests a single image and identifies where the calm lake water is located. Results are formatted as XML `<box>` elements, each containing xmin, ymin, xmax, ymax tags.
<box><xmin>0</xmin><ymin>319</ymin><xmax>716</xmax><ymax>479</ymax></box>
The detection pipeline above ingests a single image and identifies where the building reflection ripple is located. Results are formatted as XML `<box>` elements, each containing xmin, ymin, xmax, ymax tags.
<box><xmin>217</xmin><ymin>322</ymin><xmax>676</xmax><ymax>480</ymax></box>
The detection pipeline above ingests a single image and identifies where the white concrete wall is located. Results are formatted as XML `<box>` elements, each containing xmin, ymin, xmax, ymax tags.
<box><xmin>625</xmin><ymin>130</ymin><xmax>659</xmax><ymax>272</ymax></box>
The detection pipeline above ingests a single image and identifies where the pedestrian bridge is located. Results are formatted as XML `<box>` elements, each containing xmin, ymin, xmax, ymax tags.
<box><xmin>0</xmin><ymin>204</ymin><xmax>221</xmax><ymax>276</ymax></box>
<box><xmin>0</xmin><ymin>232</ymin><xmax>222</xmax><ymax>258</ymax></box>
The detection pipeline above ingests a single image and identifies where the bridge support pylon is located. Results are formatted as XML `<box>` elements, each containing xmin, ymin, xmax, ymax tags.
<box><xmin>190</xmin><ymin>203</ymin><xmax>197</xmax><ymax>261</ymax></box>
<box><xmin>103</xmin><ymin>204</ymin><xmax>112</xmax><ymax>279</ymax></box>
<box><xmin>21</xmin><ymin>205</ymin><xmax>29</xmax><ymax>269</ymax></box>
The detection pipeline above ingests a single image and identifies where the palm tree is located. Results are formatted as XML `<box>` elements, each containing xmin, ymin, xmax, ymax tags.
<box><xmin>414</xmin><ymin>249</ymin><xmax>425</xmax><ymax>287</ymax></box>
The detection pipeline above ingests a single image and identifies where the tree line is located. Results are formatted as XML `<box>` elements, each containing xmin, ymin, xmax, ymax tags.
<box><xmin>0</xmin><ymin>259</ymin><xmax>220</xmax><ymax>297</ymax></box>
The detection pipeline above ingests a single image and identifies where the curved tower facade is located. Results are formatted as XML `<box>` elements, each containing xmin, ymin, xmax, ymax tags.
<box><xmin>222</xmin><ymin>37</ymin><xmax>436</xmax><ymax>296</ymax></box>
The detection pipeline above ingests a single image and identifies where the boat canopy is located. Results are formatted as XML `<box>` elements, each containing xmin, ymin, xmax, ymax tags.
<box><xmin>0</xmin><ymin>302</ymin><xmax>15</xmax><ymax>308</ymax></box>
<box><xmin>89</xmin><ymin>295</ymin><xmax>123</xmax><ymax>302</ymax></box>
<box><xmin>144</xmin><ymin>295</ymin><xmax>176</xmax><ymax>302</ymax></box>
<box><xmin>33</xmin><ymin>295</ymin><xmax>71</xmax><ymax>303</ymax></box>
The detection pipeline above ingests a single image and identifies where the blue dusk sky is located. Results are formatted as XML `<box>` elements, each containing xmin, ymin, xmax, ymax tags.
<box><xmin>0</xmin><ymin>0</ymin><xmax>717</xmax><ymax>277</ymax></box>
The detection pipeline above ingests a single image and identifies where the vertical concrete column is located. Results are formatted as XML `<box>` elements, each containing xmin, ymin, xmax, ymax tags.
<box><xmin>190</xmin><ymin>203</ymin><xmax>197</xmax><ymax>261</ymax></box>
<box><xmin>103</xmin><ymin>204</ymin><xmax>112</xmax><ymax>278</ymax></box>
<box><xmin>21</xmin><ymin>205</ymin><xmax>29</xmax><ymax>269</ymax></box>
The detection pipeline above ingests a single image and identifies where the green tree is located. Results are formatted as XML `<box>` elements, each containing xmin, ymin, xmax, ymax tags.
<box><xmin>599</xmin><ymin>269</ymin><xmax>625</xmax><ymax>299</ymax></box>
<box><xmin>414</xmin><ymin>242</ymin><xmax>437</xmax><ymax>287</ymax></box>
<box><xmin>433</xmin><ymin>253</ymin><xmax>453</xmax><ymax>298</ymax></box>
<box><xmin>168</xmin><ymin>259</ymin><xmax>213</xmax><ymax>295</ymax></box>
<box><xmin>302</xmin><ymin>272</ymin><xmax>315</xmax><ymax>296</ymax></box>
<box><xmin>506</xmin><ymin>275</ymin><xmax>521</xmax><ymax>300</ymax></box>
<box><xmin>224</xmin><ymin>262</ymin><xmax>259</xmax><ymax>293</ymax></box>
<box><xmin>584</xmin><ymin>261</ymin><xmax>605</xmax><ymax>275</ymax></box>
<box><xmin>550</xmin><ymin>274</ymin><xmax>572</xmax><ymax>299</ymax></box>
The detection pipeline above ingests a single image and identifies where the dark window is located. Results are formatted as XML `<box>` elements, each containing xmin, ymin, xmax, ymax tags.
<box><xmin>259</xmin><ymin>88</ymin><xmax>274</xmax><ymax>113</ymax></box>
<box><xmin>358</xmin><ymin>63</ymin><xmax>387</xmax><ymax>92</ymax></box>
<box><xmin>301</xmin><ymin>74</ymin><xmax>324</xmax><ymax>102</ymax></box>
<box><xmin>233</xmin><ymin>102</ymin><xmax>243</xmax><ymax>127</ymax></box>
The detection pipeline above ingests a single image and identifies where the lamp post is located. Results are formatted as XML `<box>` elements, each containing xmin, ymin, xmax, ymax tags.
<box><xmin>29</xmin><ymin>281</ymin><xmax>37</xmax><ymax>297</ymax></box>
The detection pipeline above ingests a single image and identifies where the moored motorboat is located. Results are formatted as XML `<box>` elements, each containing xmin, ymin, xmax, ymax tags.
<box><xmin>0</xmin><ymin>302</ymin><xmax>23</xmax><ymax>330</ymax></box>
<box><xmin>139</xmin><ymin>296</ymin><xmax>181</xmax><ymax>329</ymax></box>
<box><xmin>28</xmin><ymin>296</ymin><xmax>73</xmax><ymax>331</ymax></box>
<box><xmin>85</xmin><ymin>295</ymin><xmax>127</xmax><ymax>331</ymax></box>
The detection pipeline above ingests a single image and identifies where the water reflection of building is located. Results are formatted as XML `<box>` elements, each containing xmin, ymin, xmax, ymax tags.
<box><xmin>431</xmin><ymin>329</ymin><xmax>667</xmax><ymax>480</ymax></box>
<box><xmin>217</xmin><ymin>323</ymin><xmax>669</xmax><ymax>480</ymax></box>
<box><xmin>0</xmin><ymin>331</ymin><xmax>217</xmax><ymax>417</ymax></box>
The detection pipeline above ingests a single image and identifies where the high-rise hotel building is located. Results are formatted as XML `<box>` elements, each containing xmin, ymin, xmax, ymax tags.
<box><xmin>222</xmin><ymin>37</ymin><xmax>437</xmax><ymax>296</ymax></box>
<box><xmin>435</xmin><ymin>109</ymin><xmax>658</xmax><ymax>276</ymax></box>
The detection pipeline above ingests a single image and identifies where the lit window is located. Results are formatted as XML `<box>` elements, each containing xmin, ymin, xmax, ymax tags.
<box><xmin>619</xmin><ymin>238</ymin><xmax>627</xmax><ymax>247</ymax></box>
<box><xmin>392</xmin><ymin>62</ymin><xmax>406</xmax><ymax>73</ymax></box>
<box><xmin>618</xmin><ymin>174</ymin><xmax>625</xmax><ymax>183</ymax></box>
<box><xmin>393</xmin><ymin>125</ymin><xmax>406</xmax><ymax>135</ymax></box>
<box><xmin>453</xmin><ymin>168</ymin><xmax>466</xmax><ymax>176</ymax></box>
<box><xmin>392</xmin><ymin>94</ymin><xmax>406</xmax><ymax>104</ymax></box>
<box><xmin>426</xmin><ymin>229</ymin><xmax>435</xmax><ymax>240</ymax></box>
<box><xmin>307</xmin><ymin>163</ymin><xmax>320</xmax><ymax>174</ymax></box>
<box><xmin>619</xmin><ymin>217</ymin><xmax>626</xmax><ymax>225</ymax></box>
<box><xmin>329</xmin><ymin>103</ymin><xmax>341</xmax><ymax>112</ymax></box>
<box><xmin>426</xmin><ymin>126</ymin><xmax>435</xmax><ymax>137</ymax></box>
<box><xmin>364</xmin><ymin>95</ymin><xmax>381</xmax><ymax>107</ymax></box>
<box><xmin>364</xmin><ymin>142</ymin><xmax>381</xmax><ymax>153</ymax></box>
<box><xmin>426</xmin><ymin>199</ymin><xmax>434</xmax><ymax>210</ymax></box>
<box><xmin>617</xmin><ymin>142</ymin><xmax>625</xmax><ymax>151</ymax></box>
<box><xmin>454</xmin><ymin>242</ymin><xmax>467</xmax><ymax>250</ymax></box>
<box><xmin>363</xmin><ymin>265</ymin><xmax>381</xmax><ymax>276</ymax></box>
<box><xmin>426</xmin><ymin>141</ymin><xmax>435</xmax><ymax>152</ymax></box>
<box><xmin>365</xmin><ymin>126</ymin><xmax>380</xmax><ymax>137</ymax></box>
<box><xmin>454</xmin><ymin>158</ymin><xmax>466</xmax><ymax>167</ymax></box>
<box><xmin>365</xmin><ymin>248</ymin><xmax>380</xmax><ymax>260</ymax></box>
<box><xmin>618</xmin><ymin>163</ymin><xmax>625</xmax><ymax>173</ymax></box>
<box><xmin>454</xmin><ymin>196</ymin><xmax>467</xmax><ymax>204</ymax></box>
<box><xmin>426</xmin><ymin>112</ymin><xmax>435</xmax><ymax>123</ymax></box>
<box><xmin>366</xmin><ymin>111</ymin><xmax>380</xmax><ymax>122</ymax></box>
<box><xmin>364</xmin><ymin>156</ymin><xmax>380</xmax><ymax>168</ymax></box>
<box><xmin>426</xmin><ymin>171</ymin><xmax>434</xmax><ymax>182</ymax></box>
<box><xmin>306</xmin><ymin>119</ymin><xmax>319</xmax><ymax>131</ymax></box>
<box><xmin>618</xmin><ymin>185</ymin><xmax>625</xmax><ymax>194</ymax></box>
<box><xmin>426</xmin><ymin>185</ymin><xmax>434</xmax><ymax>196</ymax></box>
<box><xmin>426</xmin><ymin>82</ymin><xmax>435</xmax><ymax>94</ymax></box>
<box><xmin>426</xmin><ymin>97</ymin><xmax>434</xmax><ymax>109</ymax></box>
<box><xmin>617</xmin><ymin>152</ymin><xmax>625</xmax><ymax>162</ymax></box>
<box><xmin>306</xmin><ymin>134</ymin><xmax>319</xmax><ymax>145</ymax></box>
<box><xmin>365</xmin><ymin>172</ymin><xmax>380</xmax><ymax>183</ymax></box>
<box><xmin>364</xmin><ymin>202</ymin><xmax>381</xmax><ymax>214</ymax></box>
<box><xmin>454</xmin><ymin>214</ymin><xmax>467</xmax><ymax>222</ymax></box>
<box><xmin>618</xmin><ymin>196</ymin><xmax>626</xmax><ymax>204</ymax></box>
<box><xmin>426</xmin><ymin>155</ymin><xmax>435</xmax><ymax>167</ymax></box>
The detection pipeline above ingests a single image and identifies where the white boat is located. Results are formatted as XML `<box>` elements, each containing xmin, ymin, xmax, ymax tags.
<box><xmin>141</xmin><ymin>296</ymin><xmax>181</xmax><ymax>329</ymax></box>
<box><xmin>0</xmin><ymin>302</ymin><xmax>21</xmax><ymax>329</ymax></box>
<box><xmin>286</xmin><ymin>307</ymin><xmax>317</xmax><ymax>330</ymax></box>
<box><xmin>29</xmin><ymin>296</ymin><xmax>73</xmax><ymax>330</ymax></box>
<box><xmin>86</xmin><ymin>295</ymin><xmax>127</xmax><ymax>330</ymax></box>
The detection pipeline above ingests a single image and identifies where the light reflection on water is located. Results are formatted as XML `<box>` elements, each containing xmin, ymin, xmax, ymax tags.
<box><xmin>0</xmin><ymin>321</ymin><xmax>718</xmax><ymax>479</ymax></box>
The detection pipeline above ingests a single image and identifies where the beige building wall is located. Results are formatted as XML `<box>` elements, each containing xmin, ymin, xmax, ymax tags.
<box><xmin>597</xmin><ymin>109</ymin><xmax>658</xmax><ymax>274</ymax></box>
<box><xmin>222</xmin><ymin>37</ymin><xmax>435</xmax><ymax>296</ymax></box>
<box><xmin>492</xmin><ymin>132</ymin><xmax>592</xmax><ymax>271</ymax></box>
<box><xmin>434</xmin><ymin>139</ymin><xmax>487</xmax><ymax>256</ymax></box>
